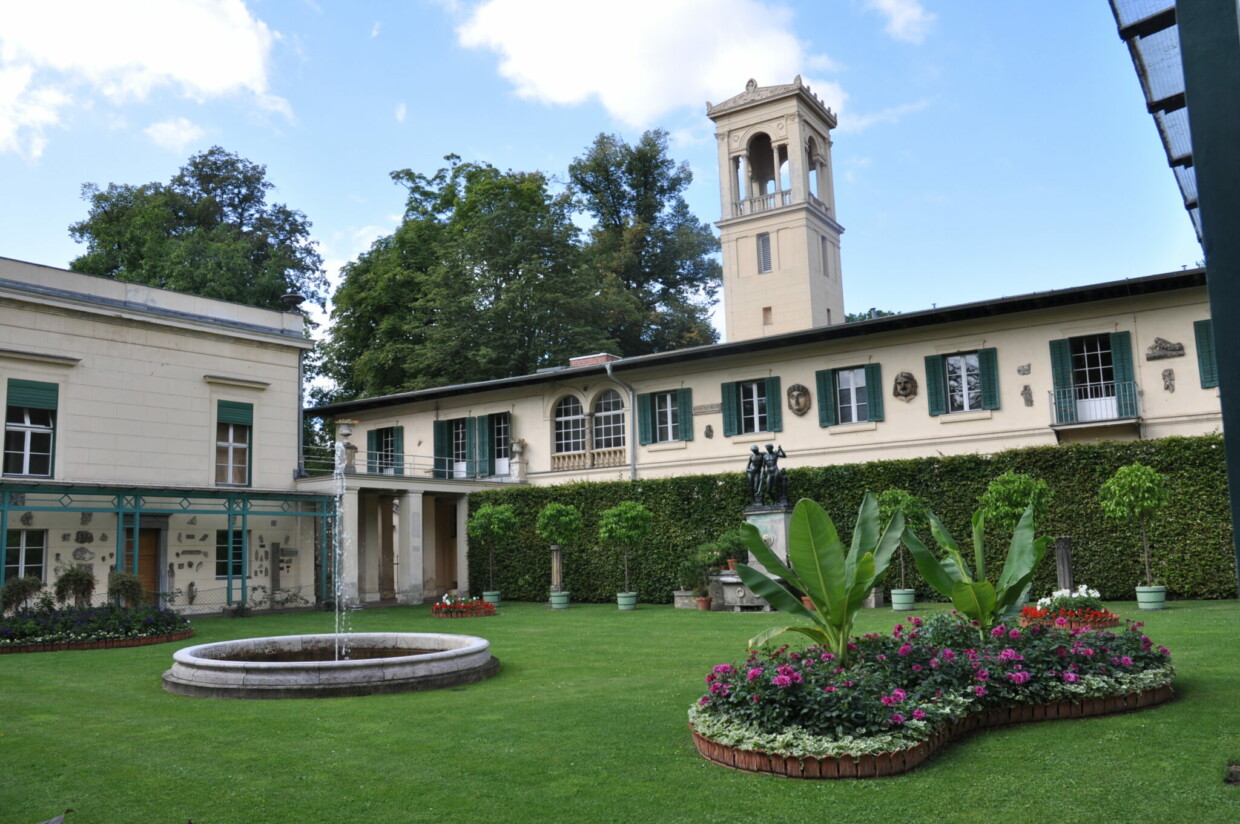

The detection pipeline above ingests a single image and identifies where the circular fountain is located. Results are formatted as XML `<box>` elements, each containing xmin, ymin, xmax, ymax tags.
<box><xmin>162</xmin><ymin>632</ymin><xmax>499</xmax><ymax>699</ymax></box>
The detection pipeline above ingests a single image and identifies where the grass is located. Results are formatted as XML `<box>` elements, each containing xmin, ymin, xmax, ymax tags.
<box><xmin>4</xmin><ymin>600</ymin><xmax>1240</xmax><ymax>824</ymax></box>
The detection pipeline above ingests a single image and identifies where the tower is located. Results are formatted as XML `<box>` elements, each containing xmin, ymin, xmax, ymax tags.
<box><xmin>707</xmin><ymin>77</ymin><xmax>845</xmax><ymax>341</ymax></box>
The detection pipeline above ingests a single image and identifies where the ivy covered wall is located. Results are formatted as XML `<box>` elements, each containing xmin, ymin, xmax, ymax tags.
<box><xmin>467</xmin><ymin>435</ymin><xmax>1235</xmax><ymax>603</ymax></box>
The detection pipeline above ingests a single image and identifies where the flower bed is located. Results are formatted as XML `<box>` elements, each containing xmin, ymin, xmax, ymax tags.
<box><xmin>1019</xmin><ymin>606</ymin><xmax>1121</xmax><ymax>630</ymax></box>
<box><xmin>688</xmin><ymin>612</ymin><xmax>1174</xmax><ymax>778</ymax></box>
<box><xmin>0</xmin><ymin>603</ymin><xmax>192</xmax><ymax>651</ymax></box>
<box><xmin>431</xmin><ymin>594</ymin><xmax>496</xmax><ymax>619</ymax></box>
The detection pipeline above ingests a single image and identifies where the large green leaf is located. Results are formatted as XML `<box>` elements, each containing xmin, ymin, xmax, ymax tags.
<box><xmin>848</xmin><ymin>493</ymin><xmax>881</xmax><ymax>565</ymax></box>
<box><xmin>903</xmin><ymin>528</ymin><xmax>958</xmax><ymax>597</ymax></box>
<box><xmin>746</xmin><ymin>623</ymin><xmax>832</xmax><ymax>651</ymax></box>
<box><xmin>736</xmin><ymin>563</ymin><xmax>813</xmax><ymax>620</ymax></box>
<box><xmin>786</xmin><ymin>500</ymin><xmax>847</xmax><ymax>618</ymax></box>
<box><xmin>844</xmin><ymin>553</ymin><xmax>877</xmax><ymax>614</ymax></box>
<box><xmin>869</xmin><ymin>510</ymin><xmax>905</xmax><ymax>579</ymax></box>
<box><xmin>995</xmin><ymin>506</ymin><xmax>1040</xmax><ymax>593</ymax></box>
<box><xmin>951</xmin><ymin>580</ymin><xmax>997</xmax><ymax>626</ymax></box>
<box><xmin>927</xmin><ymin>513</ymin><xmax>970</xmax><ymax>583</ymax></box>
<box><xmin>971</xmin><ymin>510</ymin><xmax>987</xmax><ymax>582</ymax></box>
<box><xmin>737</xmin><ymin>522</ymin><xmax>798</xmax><ymax>586</ymax></box>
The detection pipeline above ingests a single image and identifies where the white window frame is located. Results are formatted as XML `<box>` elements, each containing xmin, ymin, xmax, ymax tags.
<box><xmin>653</xmin><ymin>391</ymin><xmax>680</xmax><ymax>443</ymax></box>
<box><xmin>5</xmin><ymin>529</ymin><xmax>46</xmax><ymax>583</ymax></box>
<box><xmin>945</xmin><ymin>353</ymin><xmax>983</xmax><ymax>413</ymax></box>
<box><xmin>451</xmin><ymin>419</ymin><xmax>469</xmax><ymax>478</ymax></box>
<box><xmin>214</xmin><ymin>530</ymin><xmax>246</xmax><ymax>579</ymax></box>
<box><xmin>4</xmin><ymin>406</ymin><xmax>54</xmax><ymax>477</ymax></box>
<box><xmin>492</xmin><ymin>412</ymin><xmax>511</xmax><ymax>476</ymax></box>
<box><xmin>376</xmin><ymin>427</ymin><xmax>398</xmax><ymax>475</ymax></box>
<box><xmin>836</xmin><ymin>367</ymin><xmax>869</xmax><ymax>424</ymax></box>
<box><xmin>215</xmin><ymin>422</ymin><xmax>250</xmax><ymax>486</ymax></box>
<box><xmin>554</xmin><ymin>397</ymin><xmax>586</xmax><ymax>454</ymax></box>
<box><xmin>739</xmin><ymin>380</ymin><xmax>767</xmax><ymax>434</ymax></box>
<box><xmin>593</xmin><ymin>390</ymin><xmax>626</xmax><ymax>449</ymax></box>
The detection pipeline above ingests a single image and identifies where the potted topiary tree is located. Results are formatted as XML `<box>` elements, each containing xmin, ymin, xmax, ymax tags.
<box><xmin>536</xmin><ymin>502</ymin><xmax>584</xmax><ymax>609</ymax></box>
<box><xmin>466</xmin><ymin>503</ymin><xmax>517</xmax><ymax>607</ymax></box>
<box><xmin>54</xmin><ymin>565</ymin><xmax>97</xmax><ymax>609</ymax></box>
<box><xmin>599</xmin><ymin>501</ymin><xmax>653</xmax><ymax>611</ymax></box>
<box><xmin>1099</xmin><ymin>462</ymin><xmax>1169</xmax><ymax>609</ymax></box>
<box><xmin>677</xmin><ymin>542</ymin><xmax>717</xmax><ymax>609</ymax></box>
<box><xmin>877</xmin><ymin>488</ymin><xmax>929</xmax><ymax>612</ymax></box>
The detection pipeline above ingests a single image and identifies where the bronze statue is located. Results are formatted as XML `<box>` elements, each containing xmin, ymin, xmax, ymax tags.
<box><xmin>746</xmin><ymin>445</ymin><xmax>763</xmax><ymax>501</ymax></box>
<box><xmin>747</xmin><ymin>443</ymin><xmax>788</xmax><ymax>506</ymax></box>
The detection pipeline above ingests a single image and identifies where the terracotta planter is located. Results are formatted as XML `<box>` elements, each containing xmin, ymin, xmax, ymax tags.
<box><xmin>695</xmin><ymin>596</ymin><xmax>713</xmax><ymax>611</ymax></box>
<box><xmin>726</xmin><ymin>559</ymin><xmax>739</xmax><ymax>571</ymax></box>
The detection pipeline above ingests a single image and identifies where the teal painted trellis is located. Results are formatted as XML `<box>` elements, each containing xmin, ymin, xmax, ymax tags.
<box><xmin>0</xmin><ymin>485</ymin><xmax>335</xmax><ymax>606</ymax></box>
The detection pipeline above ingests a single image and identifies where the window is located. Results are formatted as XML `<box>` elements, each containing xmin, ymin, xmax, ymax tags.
<box><xmin>215</xmin><ymin>530</ymin><xmax>245</xmax><ymax>579</ymax></box>
<box><xmin>593</xmin><ymin>390</ymin><xmax>626</xmax><ymax>450</ymax></box>
<box><xmin>637</xmin><ymin>389</ymin><xmax>694</xmax><ymax>444</ymax></box>
<box><xmin>4</xmin><ymin>530</ymin><xmax>46</xmax><ymax>584</ymax></box>
<box><xmin>1049</xmin><ymin>332</ymin><xmax>1136</xmax><ymax>423</ymax></box>
<box><xmin>367</xmin><ymin>426</ymin><xmax>404</xmax><ymax>475</ymax></box>
<box><xmin>815</xmin><ymin>365</ymin><xmax>884</xmax><ymax>426</ymax></box>
<box><xmin>215</xmin><ymin>401</ymin><xmax>252</xmax><ymax>486</ymax></box>
<box><xmin>924</xmin><ymin>350</ymin><xmax>999</xmax><ymax>416</ymax></box>
<box><xmin>1195</xmin><ymin>319</ymin><xmax>1218</xmax><ymax>389</ymax></box>
<box><xmin>757</xmin><ymin>233</ymin><xmax>772</xmax><ymax>273</ymax></box>
<box><xmin>554</xmin><ymin>396</ymin><xmax>586</xmax><ymax>453</ymax></box>
<box><xmin>4</xmin><ymin>379</ymin><xmax>57</xmax><ymax>477</ymax></box>
<box><xmin>721</xmin><ymin>378</ymin><xmax>782</xmax><ymax>436</ymax></box>
<box><xmin>432</xmin><ymin>413</ymin><xmax>512</xmax><ymax>479</ymax></box>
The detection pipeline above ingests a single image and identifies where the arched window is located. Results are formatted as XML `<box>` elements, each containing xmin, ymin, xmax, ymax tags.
<box><xmin>593</xmin><ymin>390</ymin><xmax>626</xmax><ymax>449</ymax></box>
<box><xmin>554</xmin><ymin>396</ymin><xmax>585</xmax><ymax>453</ymax></box>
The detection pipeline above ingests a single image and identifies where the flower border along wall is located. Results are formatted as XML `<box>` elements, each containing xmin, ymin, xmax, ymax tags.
<box><xmin>688</xmin><ymin>612</ymin><xmax>1174</xmax><ymax>779</ymax></box>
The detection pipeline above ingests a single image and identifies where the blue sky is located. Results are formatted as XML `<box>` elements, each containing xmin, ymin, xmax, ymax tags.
<box><xmin>0</xmin><ymin>1</ymin><xmax>1200</xmax><ymax>340</ymax></box>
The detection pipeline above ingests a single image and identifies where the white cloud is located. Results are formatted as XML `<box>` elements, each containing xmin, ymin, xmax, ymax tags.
<box><xmin>836</xmin><ymin>97</ymin><xmax>932</xmax><ymax>133</ymax></box>
<box><xmin>863</xmin><ymin>0</ymin><xmax>935</xmax><ymax>44</ymax></box>
<box><xmin>456</xmin><ymin>0</ymin><xmax>836</xmax><ymax>128</ymax></box>
<box><xmin>0</xmin><ymin>0</ymin><xmax>287</xmax><ymax>157</ymax></box>
<box><xmin>144</xmin><ymin>116</ymin><xmax>206</xmax><ymax>151</ymax></box>
<box><xmin>371</xmin><ymin>21</ymin><xmax>383</xmax><ymax>37</ymax></box>
<box><xmin>395</xmin><ymin>102</ymin><xmax>407</xmax><ymax>123</ymax></box>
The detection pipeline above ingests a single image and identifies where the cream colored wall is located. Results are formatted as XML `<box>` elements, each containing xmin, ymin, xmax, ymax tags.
<box><xmin>0</xmin><ymin>259</ymin><xmax>308</xmax><ymax>490</ymax></box>
<box><xmin>336</xmin><ymin>286</ymin><xmax>1218</xmax><ymax>488</ymax></box>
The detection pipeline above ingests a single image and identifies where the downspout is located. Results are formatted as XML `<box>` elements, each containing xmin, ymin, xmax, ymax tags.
<box><xmin>605</xmin><ymin>361</ymin><xmax>639</xmax><ymax>481</ymax></box>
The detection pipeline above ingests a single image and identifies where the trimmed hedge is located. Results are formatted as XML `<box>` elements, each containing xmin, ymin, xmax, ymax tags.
<box><xmin>467</xmin><ymin>435</ymin><xmax>1236</xmax><ymax>603</ymax></box>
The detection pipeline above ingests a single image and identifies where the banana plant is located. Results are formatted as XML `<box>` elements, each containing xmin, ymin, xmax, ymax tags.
<box><xmin>903</xmin><ymin>504</ymin><xmax>1049</xmax><ymax>639</ymax></box>
<box><xmin>735</xmin><ymin>495</ymin><xmax>903</xmax><ymax>668</ymax></box>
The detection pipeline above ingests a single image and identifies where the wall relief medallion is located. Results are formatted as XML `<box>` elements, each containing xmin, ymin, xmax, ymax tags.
<box><xmin>892</xmin><ymin>372</ymin><xmax>918</xmax><ymax>402</ymax></box>
<box><xmin>1021</xmin><ymin>385</ymin><xmax>1033</xmax><ymax>407</ymax></box>
<box><xmin>786</xmin><ymin>383</ymin><xmax>811</xmax><ymax>416</ymax></box>
<box><xmin>1163</xmin><ymin>368</ymin><xmax>1175</xmax><ymax>392</ymax></box>
<box><xmin>1146</xmin><ymin>337</ymin><xmax>1185</xmax><ymax>360</ymax></box>
<box><xmin>704</xmin><ymin>424</ymin><xmax>714</xmax><ymax>439</ymax></box>
<box><xmin>1017</xmin><ymin>364</ymin><xmax>1031</xmax><ymax>376</ymax></box>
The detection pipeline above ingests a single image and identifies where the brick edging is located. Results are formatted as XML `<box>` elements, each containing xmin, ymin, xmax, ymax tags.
<box><xmin>0</xmin><ymin>628</ymin><xmax>195</xmax><ymax>655</ymax></box>
<box><xmin>430</xmin><ymin>611</ymin><xmax>496</xmax><ymax>619</ymax></box>
<box><xmin>690</xmin><ymin>683</ymin><xmax>1175</xmax><ymax>779</ymax></box>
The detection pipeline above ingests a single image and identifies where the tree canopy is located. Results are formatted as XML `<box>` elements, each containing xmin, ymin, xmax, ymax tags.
<box><xmin>69</xmin><ymin>146</ymin><xmax>327</xmax><ymax>312</ymax></box>
<box><xmin>321</xmin><ymin>132</ymin><xmax>721</xmax><ymax>401</ymax></box>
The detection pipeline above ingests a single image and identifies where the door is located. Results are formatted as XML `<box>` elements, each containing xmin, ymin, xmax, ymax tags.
<box><xmin>132</xmin><ymin>528</ymin><xmax>160</xmax><ymax>606</ymax></box>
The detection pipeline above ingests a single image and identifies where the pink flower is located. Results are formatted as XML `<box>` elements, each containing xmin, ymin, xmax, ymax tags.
<box><xmin>751</xmin><ymin>695</ymin><xmax>760</xmax><ymax>703</ymax></box>
<box><xmin>1062</xmin><ymin>672</ymin><xmax>1080</xmax><ymax>684</ymax></box>
<box><xmin>889</xmin><ymin>713</ymin><xmax>906</xmax><ymax>725</ymax></box>
<box><xmin>698</xmin><ymin>696</ymin><xmax>710</xmax><ymax>706</ymax></box>
<box><xmin>712</xmin><ymin>664</ymin><xmax>735</xmax><ymax>675</ymax></box>
<box><xmin>747</xmin><ymin>667</ymin><xmax>763</xmax><ymax>681</ymax></box>
<box><xmin>1008</xmin><ymin>629</ymin><xmax>1021</xmax><ymax>640</ymax></box>
<box><xmin>912</xmin><ymin>709</ymin><xmax>927</xmax><ymax>720</ymax></box>
<box><xmin>911</xmin><ymin>616</ymin><xmax>924</xmax><ymax>627</ymax></box>
<box><xmin>892</xmin><ymin>688</ymin><xmax>907</xmax><ymax>701</ymax></box>
<box><xmin>998</xmin><ymin>648</ymin><xmax>1022</xmax><ymax>662</ymax></box>
<box><xmin>824</xmin><ymin>686</ymin><xmax>837</xmax><ymax>693</ymax></box>
<box><xmin>1054</xmin><ymin>616</ymin><xmax>1069</xmax><ymax>627</ymax></box>
<box><xmin>912</xmin><ymin>665</ymin><xmax>923</xmax><ymax>672</ymax></box>
<box><xmin>772</xmin><ymin>675</ymin><xmax>793</xmax><ymax>688</ymax></box>
<box><xmin>897</xmin><ymin>643</ymin><xmax>913</xmax><ymax>656</ymax></box>
<box><xmin>973</xmin><ymin>686</ymin><xmax>987</xmax><ymax>697</ymax></box>
<box><xmin>975</xmin><ymin>669</ymin><xmax>990</xmax><ymax>682</ymax></box>
<box><xmin>876</xmin><ymin>654</ymin><xmax>887</xmax><ymax>661</ymax></box>
<box><xmin>1006</xmin><ymin>670</ymin><xmax>1031</xmax><ymax>685</ymax></box>
<box><xmin>990</xmin><ymin>625</ymin><xmax>1007</xmax><ymax>638</ymax></box>
<box><xmin>942</xmin><ymin>649</ymin><xmax>956</xmax><ymax>661</ymax></box>
<box><xmin>820</xmin><ymin>652</ymin><xmax>835</xmax><ymax>662</ymax></box>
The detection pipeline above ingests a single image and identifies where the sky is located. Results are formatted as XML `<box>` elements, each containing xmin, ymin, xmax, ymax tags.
<box><xmin>0</xmin><ymin>0</ymin><xmax>1201</xmax><ymax>342</ymax></box>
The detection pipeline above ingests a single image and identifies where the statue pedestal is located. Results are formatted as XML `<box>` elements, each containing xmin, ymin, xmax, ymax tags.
<box><xmin>742</xmin><ymin>504</ymin><xmax>793</xmax><ymax>579</ymax></box>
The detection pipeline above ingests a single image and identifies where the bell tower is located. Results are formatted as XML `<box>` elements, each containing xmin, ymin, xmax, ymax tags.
<box><xmin>707</xmin><ymin>77</ymin><xmax>845</xmax><ymax>341</ymax></box>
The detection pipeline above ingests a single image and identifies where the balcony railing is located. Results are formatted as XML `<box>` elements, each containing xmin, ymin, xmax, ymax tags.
<box><xmin>1049</xmin><ymin>381</ymin><xmax>1139</xmax><ymax>425</ymax></box>
<box><xmin>733</xmin><ymin>190</ymin><xmax>792</xmax><ymax>217</ymax></box>
<box><xmin>301</xmin><ymin>446</ymin><xmax>520</xmax><ymax>482</ymax></box>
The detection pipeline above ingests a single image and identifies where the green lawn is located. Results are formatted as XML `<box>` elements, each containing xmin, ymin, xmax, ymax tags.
<box><xmin>5</xmin><ymin>600</ymin><xmax>1240</xmax><ymax>824</ymax></box>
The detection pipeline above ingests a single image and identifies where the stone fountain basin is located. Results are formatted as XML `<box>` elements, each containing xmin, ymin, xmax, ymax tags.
<box><xmin>162</xmin><ymin>632</ymin><xmax>499</xmax><ymax>699</ymax></box>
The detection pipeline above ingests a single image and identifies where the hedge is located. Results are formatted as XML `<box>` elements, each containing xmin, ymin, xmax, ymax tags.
<box><xmin>467</xmin><ymin>435</ymin><xmax>1236</xmax><ymax>604</ymax></box>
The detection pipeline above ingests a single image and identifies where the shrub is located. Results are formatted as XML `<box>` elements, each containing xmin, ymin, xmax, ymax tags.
<box><xmin>54</xmin><ymin>566</ymin><xmax>97</xmax><ymax>608</ymax></box>
<box><xmin>107</xmin><ymin>571</ymin><xmax>145</xmax><ymax>607</ymax></box>
<box><xmin>467</xmin><ymin>503</ymin><xmax>518</xmax><ymax>592</ymax></box>
<box><xmin>978</xmin><ymin>470</ymin><xmax>1049</xmax><ymax>533</ymax></box>
<box><xmin>1099</xmin><ymin>463</ymin><xmax>1168</xmax><ymax>587</ymax></box>
<box><xmin>599</xmin><ymin>501</ymin><xmax>653</xmax><ymax>594</ymax></box>
<box><xmin>2</xmin><ymin>576</ymin><xmax>44</xmax><ymax>614</ymax></box>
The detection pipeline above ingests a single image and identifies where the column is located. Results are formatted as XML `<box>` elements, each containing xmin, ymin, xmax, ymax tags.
<box><xmin>338</xmin><ymin>487</ymin><xmax>360</xmax><ymax>606</ymax></box>
<box><xmin>455</xmin><ymin>497</ymin><xmax>470</xmax><ymax>594</ymax></box>
<box><xmin>396</xmin><ymin>491</ymin><xmax>424</xmax><ymax>605</ymax></box>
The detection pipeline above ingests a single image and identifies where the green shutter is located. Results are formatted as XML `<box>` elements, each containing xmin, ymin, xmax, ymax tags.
<box><xmin>865</xmin><ymin>363</ymin><xmax>884</xmax><ymax>422</ymax></box>
<box><xmin>465</xmin><ymin>417</ymin><xmax>478</xmax><ymax>478</ymax></box>
<box><xmin>1195</xmin><ymin>319</ymin><xmax>1219</xmax><ymax>388</ymax></box>
<box><xmin>366</xmin><ymin>429</ymin><xmax>378</xmax><ymax>474</ymax></box>
<box><xmin>475</xmin><ymin>415</ymin><xmax>492</xmax><ymax>477</ymax></box>
<box><xmin>721</xmin><ymin>382</ymin><xmax>739</xmax><ymax>437</ymax></box>
<box><xmin>924</xmin><ymin>355</ymin><xmax>946</xmax><ymax>417</ymax></box>
<box><xmin>978</xmin><ymin>348</ymin><xmax>1000</xmax><ymax>410</ymax></box>
<box><xmin>1048</xmin><ymin>338</ymin><xmax>1076</xmax><ymax>424</ymax></box>
<box><xmin>765</xmin><ymin>376</ymin><xmax>782</xmax><ymax>432</ymax></box>
<box><xmin>678</xmin><ymin>388</ymin><xmax>694</xmax><ymax>442</ymax></box>
<box><xmin>637</xmin><ymin>394</ymin><xmax>653</xmax><ymax>445</ymax></box>
<box><xmin>393</xmin><ymin>426</ymin><xmax>405</xmax><ymax>476</ymax></box>
<box><xmin>815</xmin><ymin>369</ymin><xmax>837</xmax><ymax>427</ymax></box>
<box><xmin>7</xmin><ymin>379</ymin><xmax>58</xmax><ymax>410</ymax></box>
<box><xmin>217</xmin><ymin>400</ymin><xmax>253</xmax><ymax>425</ymax></box>
<box><xmin>432</xmin><ymin>420</ymin><xmax>450</xmax><ymax>479</ymax></box>
<box><xmin>1110</xmin><ymin>332</ymin><xmax>1137</xmax><ymax>418</ymax></box>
